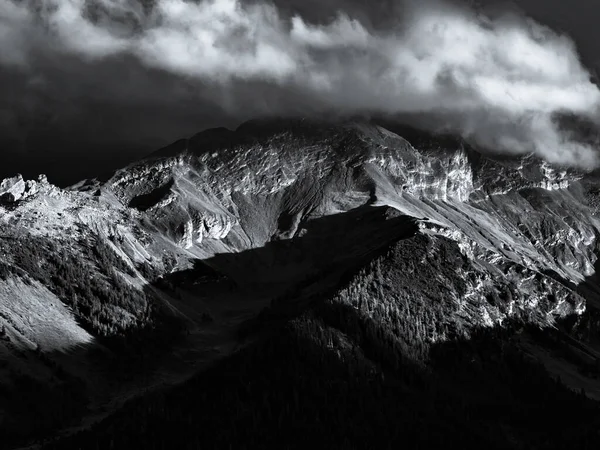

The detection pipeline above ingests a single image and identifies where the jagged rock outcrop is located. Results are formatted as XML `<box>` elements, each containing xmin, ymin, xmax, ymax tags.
<box><xmin>0</xmin><ymin>173</ymin><xmax>56</xmax><ymax>205</ymax></box>
<box><xmin>0</xmin><ymin>175</ymin><xmax>26</xmax><ymax>203</ymax></box>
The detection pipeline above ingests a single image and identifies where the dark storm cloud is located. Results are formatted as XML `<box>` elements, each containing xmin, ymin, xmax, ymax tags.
<box><xmin>1</xmin><ymin>0</ymin><xmax>599</xmax><ymax>179</ymax></box>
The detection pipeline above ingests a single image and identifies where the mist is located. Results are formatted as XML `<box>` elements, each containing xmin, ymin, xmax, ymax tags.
<box><xmin>1</xmin><ymin>0</ymin><xmax>599</xmax><ymax>184</ymax></box>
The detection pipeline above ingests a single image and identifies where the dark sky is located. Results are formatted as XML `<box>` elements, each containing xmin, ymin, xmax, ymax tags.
<box><xmin>1</xmin><ymin>0</ymin><xmax>599</xmax><ymax>186</ymax></box>
<box><xmin>505</xmin><ymin>0</ymin><xmax>600</xmax><ymax>66</ymax></box>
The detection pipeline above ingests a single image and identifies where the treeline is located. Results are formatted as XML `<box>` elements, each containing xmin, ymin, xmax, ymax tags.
<box><xmin>0</xmin><ymin>234</ymin><xmax>186</xmax><ymax>449</ymax></box>
<box><xmin>244</xmin><ymin>234</ymin><xmax>474</xmax><ymax>363</ymax></box>
<box><xmin>43</xmin><ymin>302</ymin><xmax>600</xmax><ymax>450</ymax></box>
<box><xmin>0</xmin><ymin>234</ymin><xmax>154</xmax><ymax>338</ymax></box>
<box><xmin>29</xmin><ymin>228</ymin><xmax>600</xmax><ymax>449</ymax></box>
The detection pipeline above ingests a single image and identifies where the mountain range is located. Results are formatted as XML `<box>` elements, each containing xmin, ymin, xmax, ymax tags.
<box><xmin>2</xmin><ymin>118</ymin><xmax>600</xmax><ymax>449</ymax></box>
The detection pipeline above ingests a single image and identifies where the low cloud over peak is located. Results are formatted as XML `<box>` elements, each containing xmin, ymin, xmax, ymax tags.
<box><xmin>1</xmin><ymin>0</ymin><xmax>599</xmax><ymax>173</ymax></box>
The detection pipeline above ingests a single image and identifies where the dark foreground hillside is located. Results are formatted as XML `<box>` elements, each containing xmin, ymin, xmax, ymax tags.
<box><xmin>43</xmin><ymin>235</ymin><xmax>600</xmax><ymax>450</ymax></box>
<box><xmin>43</xmin><ymin>310</ymin><xmax>600</xmax><ymax>450</ymax></box>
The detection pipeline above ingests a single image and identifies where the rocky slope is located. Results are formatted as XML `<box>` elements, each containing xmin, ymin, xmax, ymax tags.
<box><xmin>2</xmin><ymin>118</ymin><xmax>600</xmax><ymax>446</ymax></box>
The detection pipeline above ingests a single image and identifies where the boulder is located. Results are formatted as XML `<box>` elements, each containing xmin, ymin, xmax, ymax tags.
<box><xmin>0</xmin><ymin>175</ymin><xmax>26</xmax><ymax>203</ymax></box>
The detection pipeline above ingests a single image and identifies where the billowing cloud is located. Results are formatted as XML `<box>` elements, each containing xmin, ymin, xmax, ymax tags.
<box><xmin>1</xmin><ymin>0</ymin><xmax>599</xmax><ymax>171</ymax></box>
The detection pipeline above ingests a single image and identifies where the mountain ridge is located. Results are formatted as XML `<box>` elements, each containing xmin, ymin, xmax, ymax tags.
<box><xmin>2</xmin><ymin>118</ymin><xmax>600</xmax><ymax>447</ymax></box>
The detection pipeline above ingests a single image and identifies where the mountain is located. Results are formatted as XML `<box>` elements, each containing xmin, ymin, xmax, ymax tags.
<box><xmin>2</xmin><ymin>118</ymin><xmax>600</xmax><ymax>448</ymax></box>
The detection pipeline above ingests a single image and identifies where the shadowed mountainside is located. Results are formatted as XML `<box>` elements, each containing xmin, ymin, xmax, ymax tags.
<box><xmin>3</xmin><ymin>118</ymin><xmax>600</xmax><ymax>448</ymax></box>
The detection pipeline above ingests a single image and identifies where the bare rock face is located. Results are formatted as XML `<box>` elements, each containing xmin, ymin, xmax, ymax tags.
<box><xmin>0</xmin><ymin>174</ymin><xmax>53</xmax><ymax>204</ymax></box>
<box><xmin>86</xmin><ymin>120</ymin><xmax>598</xmax><ymax>331</ymax></box>
<box><xmin>2</xmin><ymin>118</ymin><xmax>600</xmax><ymax>351</ymax></box>
<box><xmin>0</xmin><ymin>175</ymin><xmax>26</xmax><ymax>203</ymax></box>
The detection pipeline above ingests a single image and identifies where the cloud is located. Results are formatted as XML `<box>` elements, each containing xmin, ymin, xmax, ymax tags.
<box><xmin>1</xmin><ymin>0</ymin><xmax>599</xmax><ymax>169</ymax></box>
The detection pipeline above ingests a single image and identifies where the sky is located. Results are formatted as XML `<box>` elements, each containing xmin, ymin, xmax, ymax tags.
<box><xmin>1</xmin><ymin>0</ymin><xmax>600</xmax><ymax>185</ymax></box>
